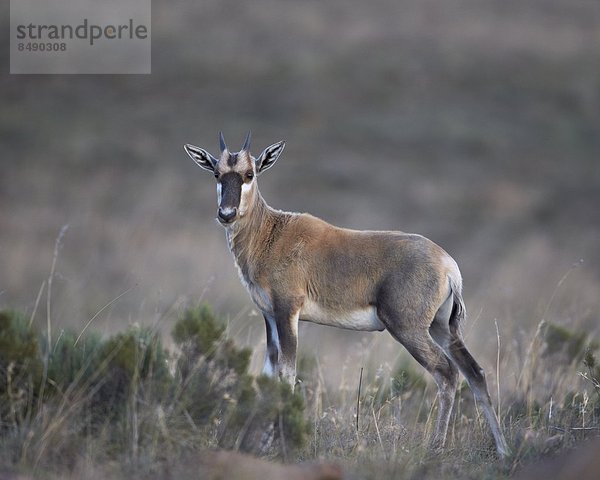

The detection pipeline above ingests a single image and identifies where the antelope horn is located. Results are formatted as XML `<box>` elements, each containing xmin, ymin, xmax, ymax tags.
<box><xmin>219</xmin><ymin>131</ymin><xmax>227</xmax><ymax>152</ymax></box>
<box><xmin>241</xmin><ymin>130</ymin><xmax>252</xmax><ymax>152</ymax></box>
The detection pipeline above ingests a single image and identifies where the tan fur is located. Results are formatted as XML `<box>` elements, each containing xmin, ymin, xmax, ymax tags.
<box><xmin>230</xmin><ymin>204</ymin><xmax>455</xmax><ymax>322</ymax></box>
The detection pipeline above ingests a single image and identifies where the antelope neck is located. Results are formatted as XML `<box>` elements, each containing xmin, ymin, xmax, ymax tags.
<box><xmin>225</xmin><ymin>191</ymin><xmax>287</xmax><ymax>279</ymax></box>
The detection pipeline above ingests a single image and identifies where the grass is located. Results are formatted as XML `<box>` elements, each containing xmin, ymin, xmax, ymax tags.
<box><xmin>294</xmin><ymin>322</ymin><xmax>600</xmax><ymax>479</ymax></box>
<box><xmin>0</xmin><ymin>306</ymin><xmax>308</xmax><ymax>478</ymax></box>
<box><xmin>0</xmin><ymin>301</ymin><xmax>598</xmax><ymax>479</ymax></box>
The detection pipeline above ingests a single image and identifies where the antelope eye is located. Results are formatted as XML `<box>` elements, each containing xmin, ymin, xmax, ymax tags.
<box><xmin>246</xmin><ymin>171</ymin><xmax>254</xmax><ymax>180</ymax></box>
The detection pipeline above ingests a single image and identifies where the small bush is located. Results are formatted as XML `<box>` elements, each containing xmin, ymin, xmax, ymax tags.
<box><xmin>46</xmin><ymin>329</ymin><xmax>103</xmax><ymax>394</ymax></box>
<box><xmin>0</xmin><ymin>304</ymin><xmax>309</xmax><ymax>472</ymax></box>
<box><xmin>171</xmin><ymin>305</ymin><xmax>307</xmax><ymax>455</ymax></box>
<box><xmin>173</xmin><ymin>304</ymin><xmax>226</xmax><ymax>376</ymax></box>
<box><xmin>220</xmin><ymin>375</ymin><xmax>309</xmax><ymax>454</ymax></box>
<box><xmin>0</xmin><ymin>310</ymin><xmax>43</xmax><ymax>427</ymax></box>
<box><xmin>92</xmin><ymin>325</ymin><xmax>171</xmax><ymax>424</ymax></box>
<box><xmin>173</xmin><ymin>304</ymin><xmax>251</xmax><ymax>380</ymax></box>
<box><xmin>172</xmin><ymin>305</ymin><xmax>253</xmax><ymax>426</ymax></box>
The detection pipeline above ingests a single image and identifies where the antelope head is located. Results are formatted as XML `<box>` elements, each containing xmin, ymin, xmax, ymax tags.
<box><xmin>184</xmin><ymin>132</ymin><xmax>285</xmax><ymax>226</ymax></box>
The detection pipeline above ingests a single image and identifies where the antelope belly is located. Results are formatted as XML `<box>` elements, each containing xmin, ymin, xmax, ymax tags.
<box><xmin>299</xmin><ymin>300</ymin><xmax>385</xmax><ymax>332</ymax></box>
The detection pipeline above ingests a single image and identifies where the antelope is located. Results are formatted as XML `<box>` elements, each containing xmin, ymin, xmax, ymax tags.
<box><xmin>183</xmin><ymin>132</ymin><xmax>510</xmax><ymax>457</ymax></box>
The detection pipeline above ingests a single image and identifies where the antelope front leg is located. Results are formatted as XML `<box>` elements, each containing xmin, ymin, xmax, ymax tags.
<box><xmin>262</xmin><ymin>304</ymin><xmax>299</xmax><ymax>386</ymax></box>
<box><xmin>262</xmin><ymin>314</ymin><xmax>279</xmax><ymax>377</ymax></box>
<box><xmin>277</xmin><ymin>311</ymin><xmax>299</xmax><ymax>386</ymax></box>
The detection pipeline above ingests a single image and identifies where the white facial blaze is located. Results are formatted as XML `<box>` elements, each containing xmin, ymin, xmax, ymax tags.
<box><xmin>238</xmin><ymin>180</ymin><xmax>254</xmax><ymax>215</ymax></box>
<box><xmin>216</xmin><ymin>180</ymin><xmax>235</xmax><ymax>218</ymax></box>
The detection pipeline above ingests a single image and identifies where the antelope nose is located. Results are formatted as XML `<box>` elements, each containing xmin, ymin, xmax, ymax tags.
<box><xmin>218</xmin><ymin>207</ymin><xmax>237</xmax><ymax>223</ymax></box>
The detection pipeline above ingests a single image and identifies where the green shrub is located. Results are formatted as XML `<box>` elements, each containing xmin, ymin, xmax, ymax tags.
<box><xmin>172</xmin><ymin>305</ymin><xmax>252</xmax><ymax>425</ymax></box>
<box><xmin>170</xmin><ymin>305</ymin><xmax>258</xmax><ymax>446</ymax></box>
<box><xmin>0</xmin><ymin>305</ymin><xmax>309</xmax><ymax>468</ymax></box>
<box><xmin>171</xmin><ymin>305</ymin><xmax>307</xmax><ymax>454</ymax></box>
<box><xmin>0</xmin><ymin>310</ymin><xmax>43</xmax><ymax>426</ymax></box>
<box><xmin>173</xmin><ymin>304</ymin><xmax>251</xmax><ymax>377</ymax></box>
<box><xmin>101</xmin><ymin>326</ymin><xmax>170</xmax><ymax>386</ymax></box>
<box><xmin>46</xmin><ymin>329</ymin><xmax>103</xmax><ymax>394</ymax></box>
<box><xmin>93</xmin><ymin>325</ymin><xmax>171</xmax><ymax>422</ymax></box>
<box><xmin>223</xmin><ymin>375</ymin><xmax>309</xmax><ymax>454</ymax></box>
<box><xmin>173</xmin><ymin>305</ymin><xmax>225</xmax><ymax>371</ymax></box>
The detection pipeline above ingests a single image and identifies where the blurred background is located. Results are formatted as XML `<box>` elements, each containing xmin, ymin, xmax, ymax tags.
<box><xmin>1</xmin><ymin>0</ymin><xmax>599</xmax><ymax>385</ymax></box>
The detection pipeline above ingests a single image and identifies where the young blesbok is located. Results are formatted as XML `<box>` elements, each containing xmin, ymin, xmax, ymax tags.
<box><xmin>183</xmin><ymin>132</ymin><xmax>510</xmax><ymax>457</ymax></box>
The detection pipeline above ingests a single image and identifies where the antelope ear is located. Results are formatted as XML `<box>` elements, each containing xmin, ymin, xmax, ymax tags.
<box><xmin>255</xmin><ymin>141</ymin><xmax>285</xmax><ymax>173</ymax></box>
<box><xmin>184</xmin><ymin>144</ymin><xmax>218</xmax><ymax>172</ymax></box>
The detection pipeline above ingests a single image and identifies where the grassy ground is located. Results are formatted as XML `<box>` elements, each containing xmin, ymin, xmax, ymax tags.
<box><xmin>1</xmin><ymin>0</ymin><xmax>599</xmax><ymax>330</ymax></box>
<box><xmin>0</xmin><ymin>300</ymin><xmax>598</xmax><ymax>479</ymax></box>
